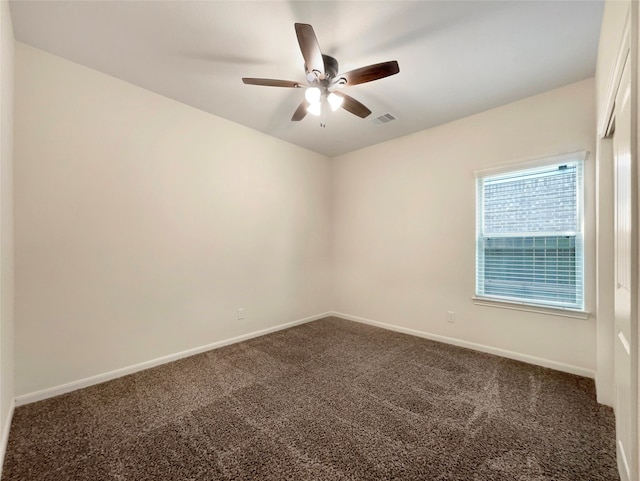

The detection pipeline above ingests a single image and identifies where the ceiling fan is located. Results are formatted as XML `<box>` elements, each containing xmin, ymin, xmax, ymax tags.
<box><xmin>242</xmin><ymin>23</ymin><xmax>399</xmax><ymax>123</ymax></box>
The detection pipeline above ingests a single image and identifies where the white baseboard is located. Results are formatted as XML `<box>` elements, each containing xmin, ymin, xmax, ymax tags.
<box><xmin>330</xmin><ymin>311</ymin><xmax>595</xmax><ymax>379</ymax></box>
<box><xmin>0</xmin><ymin>398</ymin><xmax>15</xmax><ymax>479</ymax></box>
<box><xmin>14</xmin><ymin>310</ymin><xmax>595</xmax><ymax>406</ymax></box>
<box><xmin>15</xmin><ymin>312</ymin><xmax>332</xmax><ymax>407</ymax></box>
<box><xmin>595</xmin><ymin>372</ymin><xmax>614</xmax><ymax>407</ymax></box>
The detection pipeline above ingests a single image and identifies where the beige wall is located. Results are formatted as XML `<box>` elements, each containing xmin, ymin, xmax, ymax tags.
<box><xmin>0</xmin><ymin>0</ymin><xmax>15</xmax><ymax>468</ymax></box>
<box><xmin>14</xmin><ymin>44</ymin><xmax>332</xmax><ymax>396</ymax></box>
<box><xmin>332</xmin><ymin>78</ymin><xmax>597</xmax><ymax>373</ymax></box>
<box><xmin>594</xmin><ymin>0</ymin><xmax>631</xmax><ymax>406</ymax></box>
<box><xmin>13</xmin><ymin>42</ymin><xmax>603</xmax><ymax>399</ymax></box>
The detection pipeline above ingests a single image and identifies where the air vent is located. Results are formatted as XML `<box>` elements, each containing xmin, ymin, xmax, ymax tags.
<box><xmin>371</xmin><ymin>113</ymin><xmax>396</xmax><ymax>125</ymax></box>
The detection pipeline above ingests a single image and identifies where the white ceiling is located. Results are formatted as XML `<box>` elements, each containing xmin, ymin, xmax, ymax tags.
<box><xmin>9</xmin><ymin>0</ymin><xmax>604</xmax><ymax>157</ymax></box>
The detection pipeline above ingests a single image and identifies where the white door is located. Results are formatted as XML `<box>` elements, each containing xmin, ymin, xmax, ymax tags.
<box><xmin>613</xmin><ymin>53</ymin><xmax>637</xmax><ymax>481</ymax></box>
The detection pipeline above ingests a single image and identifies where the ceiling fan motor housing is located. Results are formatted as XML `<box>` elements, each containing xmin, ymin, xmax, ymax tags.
<box><xmin>320</xmin><ymin>55</ymin><xmax>339</xmax><ymax>80</ymax></box>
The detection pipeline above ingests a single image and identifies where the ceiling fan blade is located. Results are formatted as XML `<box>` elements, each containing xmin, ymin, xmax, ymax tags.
<box><xmin>336</xmin><ymin>93</ymin><xmax>372</xmax><ymax>118</ymax></box>
<box><xmin>338</xmin><ymin>61</ymin><xmax>399</xmax><ymax>87</ymax></box>
<box><xmin>294</xmin><ymin>23</ymin><xmax>325</xmax><ymax>79</ymax></box>
<box><xmin>291</xmin><ymin>100</ymin><xmax>310</xmax><ymax>121</ymax></box>
<box><xmin>242</xmin><ymin>78</ymin><xmax>304</xmax><ymax>88</ymax></box>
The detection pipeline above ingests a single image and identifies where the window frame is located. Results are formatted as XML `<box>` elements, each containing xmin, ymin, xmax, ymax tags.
<box><xmin>473</xmin><ymin>151</ymin><xmax>589</xmax><ymax>318</ymax></box>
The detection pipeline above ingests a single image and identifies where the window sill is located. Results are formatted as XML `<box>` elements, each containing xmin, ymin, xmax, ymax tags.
<box><xmin>472</xmin><ymin>297</ymin><xmax>590</xmax><ymax>320</ymax></box>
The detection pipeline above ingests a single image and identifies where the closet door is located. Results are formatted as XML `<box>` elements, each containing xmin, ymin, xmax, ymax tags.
<box><xmin>613</xmin><ymin>53</ymin><xmax>637</xmax><ymax>481</ymax></box>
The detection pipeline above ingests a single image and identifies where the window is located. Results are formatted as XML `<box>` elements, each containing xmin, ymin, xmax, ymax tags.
<box><xmin>475</xmin><ymin>154</ymin><xmax>585</xmax><ymax>311</ymax></box>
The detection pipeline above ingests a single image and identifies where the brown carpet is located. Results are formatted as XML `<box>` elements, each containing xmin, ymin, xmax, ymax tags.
<box><xmin>2</xmin><ymin>317</ymin><xmax>618</xmax><ymax>480</ymax></box>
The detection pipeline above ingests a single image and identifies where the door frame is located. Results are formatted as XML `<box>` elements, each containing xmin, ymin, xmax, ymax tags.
<box><xmin>597</xmin><ymin>5</ymin><xmax>639</xmax><ymax>481</ymax></box>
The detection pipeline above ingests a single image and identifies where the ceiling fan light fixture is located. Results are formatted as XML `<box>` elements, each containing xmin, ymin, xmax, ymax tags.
<box><xmin>327</xmin><ymin>92</ymin><xmax>344</xmax><ymax>112</ymax></box>
<box><xmin>307</xmin><ymin>101</ymin><xmax>322</xmax><ymax>116</ymax></box>
<box><xmin>305</xmin><ymin>87</ymin><xmax>321</xmax><ymax>104</ymax></box>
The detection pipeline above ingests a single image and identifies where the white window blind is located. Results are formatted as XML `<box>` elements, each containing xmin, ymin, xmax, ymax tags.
<box><xmin>476</xmin><ymin>158</ymin><xmax>584</xmax><ymax>310</ymax></box>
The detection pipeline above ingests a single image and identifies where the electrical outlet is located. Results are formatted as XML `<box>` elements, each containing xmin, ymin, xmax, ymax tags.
<box><xmin>447</xmin><ymin>311</ymin><xmax>455</xmax><ymax>323</ymax></box>
<box><xmin>237</xmin><ymin>308</ymin><xmax>246</xmax><ymax>320</ymax></box>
